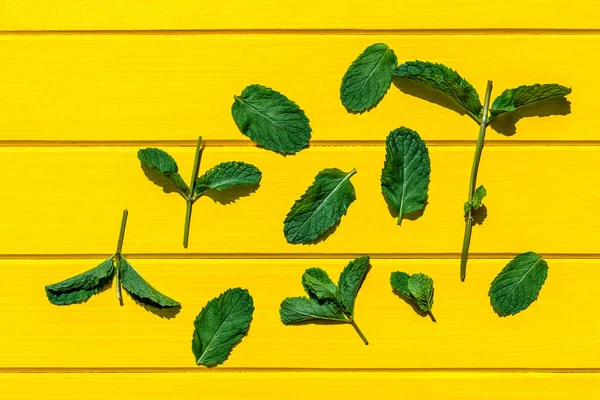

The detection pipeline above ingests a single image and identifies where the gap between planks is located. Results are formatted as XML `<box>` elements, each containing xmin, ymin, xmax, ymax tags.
<box><xmin>1</xmin><ymin>367</ymin><xmax>600</xmax><ymax>373</ymax></box>
<box><xmin>1</xmin><ymin>140</ymin><xmax>600</xmax><ymax>148</ymax></box>
<box><xmin>2</xmin><ymin>28</ymin><xmax>600</xmax><ymax>36</ymax></box>
<box><xmin>1</xmin><ymin>253</ymin><xmax>599</xmax><ymax>260</ymax></box>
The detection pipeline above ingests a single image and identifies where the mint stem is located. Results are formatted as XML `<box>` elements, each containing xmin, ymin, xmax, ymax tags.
<box><xmin>183</xmin><ymin>136</ymin><xmax>203</xmax><ymax>249</ymax></box>
<box><xmin>460</xmin><ymin>80</ymin><xmax>493</xmax><ymax>281</ymax></box>
<box><xmin>347</xmin><ymin>315</ymin><xmax>369</xmax><ymax>345</ymax></box>
<box><xmin>115</xmin><ymin>209</ymin><xmax>128</xmax><ymax>305</ymax></box>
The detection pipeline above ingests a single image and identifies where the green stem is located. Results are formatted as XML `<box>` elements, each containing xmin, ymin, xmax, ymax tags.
<box><xmin>347</xmin><ymin>315</ymin><xmax>369</xmax><ymax>345</ymax></box>
<box><xmin>460</xmin><ymin>81</ymin><xmax>493</xmax><ymax>282</ymax></box>
<box><xmin>115</xmin><ymin>209</ymin><xmax>128</xmax><ymax>305</ymax></box>
<box><xmin>183</xmin><ymin>136</ymin><xmax>203</xmax><ymax>249</ymax></box>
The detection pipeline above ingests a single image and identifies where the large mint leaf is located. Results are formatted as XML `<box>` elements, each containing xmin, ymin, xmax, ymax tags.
<box><xmin>302</xmin><ymin>267</ymin><xmax>338</xmax><ymax>301</ymax></box>
<box><xmin>340</xmin><ymin>43</ymin><xmax>398</xmax><ymax>112</ymax></box>
<box><xmin>489</xmin><ymin>251</ymin><xmax>548</xmax><ymax>317</ymax></box>
<box><xmin>231</xmin><ymin>84</ymin><xmax>311</xmax><ymax>154</ymax></box>
<box><xmin>195</xmin><ymin>161</ymin><xmax>262</xmax><ymax>198</ymax></box>
<box><xmin>137</xmin><ymin>147</ymin><xmax>189</xmax><ymax>197</ymax></box>
<box><xmin>192</xmin><ymin>288</ymin><xmax>254</xmax><ymax>367</ymax></box>
<box><xmin>279</xmin><ymin>297</ymin><xmax>346</xmax><ymax>324</ymax></box>
<box><xmin>490</xmin><ymin>83</ymin><xmax>571</xmax><ymax>118</ymax></box>
<box><xmin>118</xmin><ymin>257</ymin><xmax>180</xmax><ymax>308</ymax></box>
<box><xmin>393</xmin><ymin>61</ymin><xmax>482</xmax><ymax>119</ymax></box>
<box><xmin>381</xmin><ymin>127</ymin><xmax>431</xmax><ymax>225</ymax></box>
<box><xmin>337</xmin><ymin>256</ymin><xmax>370</xmax><ymax>316</ymax></box>
<box><xmin>284</xmin><ymin>168</ymin><xmax>357</xmax><ymax>244</ymax></box>
<box><xmin>45</xmin><ymin>257</ymin><xmax>116</xmax><ymax>305</ymax></box>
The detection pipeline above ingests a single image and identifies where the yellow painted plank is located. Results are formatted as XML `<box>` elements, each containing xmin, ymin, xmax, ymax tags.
<box><xmin>2</xmin><ymin>373</ymin><xmax>600</xmax><ymax>399</ymax></box>
<box><xmin>1</xmin><ymin>0</ymin><xmax>599</xmax><ymax>30</ymax></box>
<box><xmin>0</xmin><ymin>146</ymin><xmax>597</xmax><ymax>255</ymax></box>
<box><xmin>0</xmin><ymin>35</ymin><xmax>584</xmax><ymax>142</ymax></box>
<box><xmin>0</xmin><ymin>259</ymin><xmax>598</xmax><ymax>368</ymax></box>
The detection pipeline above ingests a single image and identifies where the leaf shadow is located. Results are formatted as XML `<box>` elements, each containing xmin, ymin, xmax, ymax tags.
<box><xmin>385</xmin><ymin>199</ymin><xmax>429</xmax><ymax>224</ymax></box>
<box><xmin>123</xmin><ymin>291</ymin><xmax>182</xmax><ymax>319</ymax></box>
<box><xmin>489</xmin><ymin>97</ymin><xmax>571</xmax><ymax>136</ymax></box>
<box><xmin>141</xmin><ymin>163</ymin><xmax>180</xmax><ymax>195</ymax></box>
<box><xmin>201</xmin><ymin>183</ymin><xmax>261</xmax><ymax>205</ymax></box>
<box><xmin>471</xmin><ymin>204</ymin><xmax>488</xmax><ymax>225</ymax></box>
<box><xmin>392</xmin><ymin>289</ymin><xmax>436</xmax><ymax>322</ymax></box>
<box><xmin>392</xmin><ymin>78</ymin><xmax>468</xmax><ymax>118</ymax></box>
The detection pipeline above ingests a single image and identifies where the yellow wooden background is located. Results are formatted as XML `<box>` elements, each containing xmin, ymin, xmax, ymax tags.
<box><xmin>1</xmin><ymin>1</ymin><xmax>599</xmax><ymax>398</ymax></box>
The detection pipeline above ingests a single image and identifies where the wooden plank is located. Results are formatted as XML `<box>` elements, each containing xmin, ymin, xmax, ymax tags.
<box><xmin>0</xmin><ymin>34</ymin><xmax>585</xmax><ymax>142</ymax></box>
<box><xmin>2</xmin><ymin>372</ymin><xmax>600</xmax><ymax>399</ymax></box>
<box><xmin>0</xmin><ymin>146</ymin><xmax>597</xmax><ymax>256</ymax></box>
<box><xmin>1</xmin><ymin>0</ymin><xmax>599</xmax><ymax>30</ymax></box>
<box><xmin>0</xmin><ymin>258</ymin><xmax>598</xmax><ymax>368</ymax></box>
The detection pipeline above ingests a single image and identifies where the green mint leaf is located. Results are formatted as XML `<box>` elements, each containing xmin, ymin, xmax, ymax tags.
<box><xmin>284</xmin><ymin>168</ymin><xmax>357</xmax><ymax>244</ymax></box>
<box><xmin>390</xmin><ymin>271</ymin><xmax>410</xmax><ymax>297</ymax></box>
<box><xmin>137</xmin><ymin>147</ymin><xmax>190</xmax><ymax>197</ymax></box>
<box><xmin>408</xmin><ymin>273</ymin><xmax>434</xmax><ymax>313</ymax></box>
<box><xmin>195</xmin><ymin>161</ymin><xmax>262</xmax><ymax>198</ymax></box>
<box><xmin>340</xmin><ymin>43</ymin><xmax>398</xmax><ymax>112</ymax></box>
<box><xmin>301</xmin><ymin>267</ymin><xmax>338</xmax><ymax>301</ymax></box>
<box><xmin>381</xmin><ymin>127</ymin><xmax>431</xmax><ymax>225</ymax></box>
<box><xmin>192</xmin><ymin>288</ymin><xmax>254</xmax><ymax>367</ymax></box>
<box><xmin>464</xmin><ymin>185</ymin><xmax>487</xmax><ymax>214</ymax></box>
<box><xmin>231</xmin><ymin>84</ymin><xmax>311</xmax><ymax>154</ymax></box>
<box><xmin>337</xmin><ymin>256</ymin><xmax>370</xmax><ymax>316</ymax></box>
<box><xmin>489</xmin><ymin>251</ymin><xmax>549</xmax><ymax>317</ymax></box>
<box><xmin>118</xmin><ymin>257</ymin><xmax>180</xmax><ymax>308</ymax></box>
<box><xmin>393</xmin><ymin>61</ymin><xmax>482</xmax><ymax>119</ymax></box>
<box><xmin>490</xmin><ymin>84</ymin><xmax>572</xmax><ymax>118</ymax></box>
<box><xmin>45</xmin><ymin>257</ymin><xmax>116</xmax><ymax>305</ymax></box>
<box><xmin>391</xmin><ymin>271</ymin><xmax>435</xmax><ymax>314</ymax></box>
<box><xmin>279</xmin><ymin>297</ymin><xmax>346</xmax><ymax>323</ymax></box>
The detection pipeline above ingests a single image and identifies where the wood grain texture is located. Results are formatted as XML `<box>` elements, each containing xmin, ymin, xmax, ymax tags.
<box><xmin>3</xmin><ymin>373</ymin><xmax>600</xmax><ymax>399</ymax></box>
<box><xmin>0</xmin><ymin>146</ymin><xmax>597</xmax><ymax>256</ymax></box>
<box><xmin>0</xmin><ymin>35</ymin><xmax>583</xmax><ymax>142</ymax></box>
<box><xmin>1</xmin><ymin>258</ymin><xmax>597</xmax><ymax>368</ymax></box>
<box><xmin>1</xmin><ymin>0</ymin><xmax>599</xmax><ymax>30</ymax></box>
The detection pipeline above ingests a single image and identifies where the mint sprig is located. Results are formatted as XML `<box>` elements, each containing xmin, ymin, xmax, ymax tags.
<box><xmin>45</xmin><ymin>210</ymin><xmax>180</xmax><ymax>311</ymax></box>
<box><xmin>138</xmin><ymin>137</ymin><xmax>262</xmax><ymax>248</ymax></box>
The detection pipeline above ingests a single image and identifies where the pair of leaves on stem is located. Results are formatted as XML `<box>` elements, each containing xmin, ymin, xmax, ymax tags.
<box><xmin>340</xmin><ymin>43</ymin><xmax>572</xmax><ymax>123</ymax></box>
<box><xmin>489</xmin><ymin>251</ymin><xmax>549</xmax><ymax>317</ymax></box>
<box><xmin>138</xmin><ymin>144</ymin><xmax>262</xmax><ymax>247</ymax></box>
<box><xmin>232</xmin><ymin>84</ymin><xmax>312</xmax><ymax>154</ymax></box>
<box><xmin>390</xmin><ymin>271</ymin><xmax>435</xmax><ymax>319</ymax></box>
<box><xmin>192</xmin><ymin>288</ymin><xmax>254</xmax><ymax>367</ymax></box>
<box><xmin>279</xmin><ymin>256</ymin><xmax>371</xmax><ymax>345</ymax></box>
<box><xmin>46</xmin><ymin>256</ymin><xmax>179</xmax><ymax>309</ymax></box>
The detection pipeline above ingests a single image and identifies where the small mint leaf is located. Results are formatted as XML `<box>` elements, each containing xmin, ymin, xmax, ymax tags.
<box><xmin>302</xmin><ymin>267</ymin><xmax>338</xmax><ymax>301</ymax></box>
<box><xmin>118</xmin><ymin>257</ymin><xmax>180</xmax><ymax>308</ymax></box>
<box><xmin>490</xmin><ymin>84</ymin><xmax>571</xmax><ymax>118</ymax></box>
<box><xmin>138</xmin><ymin>147</ymin><xmax>189</xmax><ymax>197</ymax></box>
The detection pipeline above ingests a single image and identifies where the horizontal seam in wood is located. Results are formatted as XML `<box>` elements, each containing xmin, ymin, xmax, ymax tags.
<box><xmin>0</xmin><ymin>253</ymin><xmax>598</xmax><ymax>260</ymax></box>
<box><xmin>1</xmin><ymin>367</ymin><xmax>600</xmax><ymax>373</ymax></box>
<box><xmin>1</xmin><ymin>28</ymin><xmax>600</xmax><ymax>36</ymax></box>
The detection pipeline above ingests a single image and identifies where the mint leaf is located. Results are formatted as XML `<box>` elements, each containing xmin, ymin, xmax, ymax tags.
<box><xmin>118</xmin><ymin>257</ymin><xmax>180</xmax><ymax>308</ymax></box>
<box><xmin>137</xmin><ymin>147</ymin><xmax>189</xmax><ymax>197</ymax></box>
<box><xmin>391</xmin><ymin>271</ymin><xmax>435</xmax><ymax>315</ymax></box>
<box><xmin>302</xmin><ymin>268</ymin><xmax>338</xmax><ymax>301</ymax></box>
<box><xmin>279</xmin><ymin>297</ymin><xmax>346</xmax><ymax>323</ymax></box>
<box><xmin>340</xmin><ymin>43</ymin><xmax>398</xmax><ymax>112</ymax></box>
<box><xmin>381</xmin><ymin>127</ymin><xmax>431</xmax><ymax>225</ymax></box>
<box><xmin>279</xmin><ymin>260</ymin><xmax>370</xmax><ymax>344</ymax></box>
<box><xmin>232</xmin><ymin>84</ymin><xmax>311</xmax><ymax>154</ymax></box>
<box><xmin>490</xmin><ymin>84</ymin><xmax>571</xmax><ymax>119</ymax></box>
<box><xmin>284</xmin><ymin>168</ymin><xmax>357</xmax><ymax>244</ymax></box>
<box><xmin>45</xmin><ymin>257</ymin><xmax>116</xmax><ymax>305</ymax></box>
<box><xmin>464</xmin><ymin>184</ymin><xmax>487</xmax><ymax>214</ymax></box>
<box><xmin>338</xmin><ymin>256</ymin><xmax>370</xmax><ymax>316</ymax></box>
<box><xmin>192</xmin><ymin>288</ymin><xmax>254</xmax><ymax>367</ymax></box>
<box><xmin>195</xmin><ymin>161</ymin><xmax>262</xmax><ymax>198</ymax></box>
<box><xmin>489</xmin><ymin>251</ymin><xmax>549</xmax><ymax>317</ymax></box>
<box><xmin>393</xmin><ymin>61</ymin><xmax>482</xmax><ymax>119</ymax></box>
